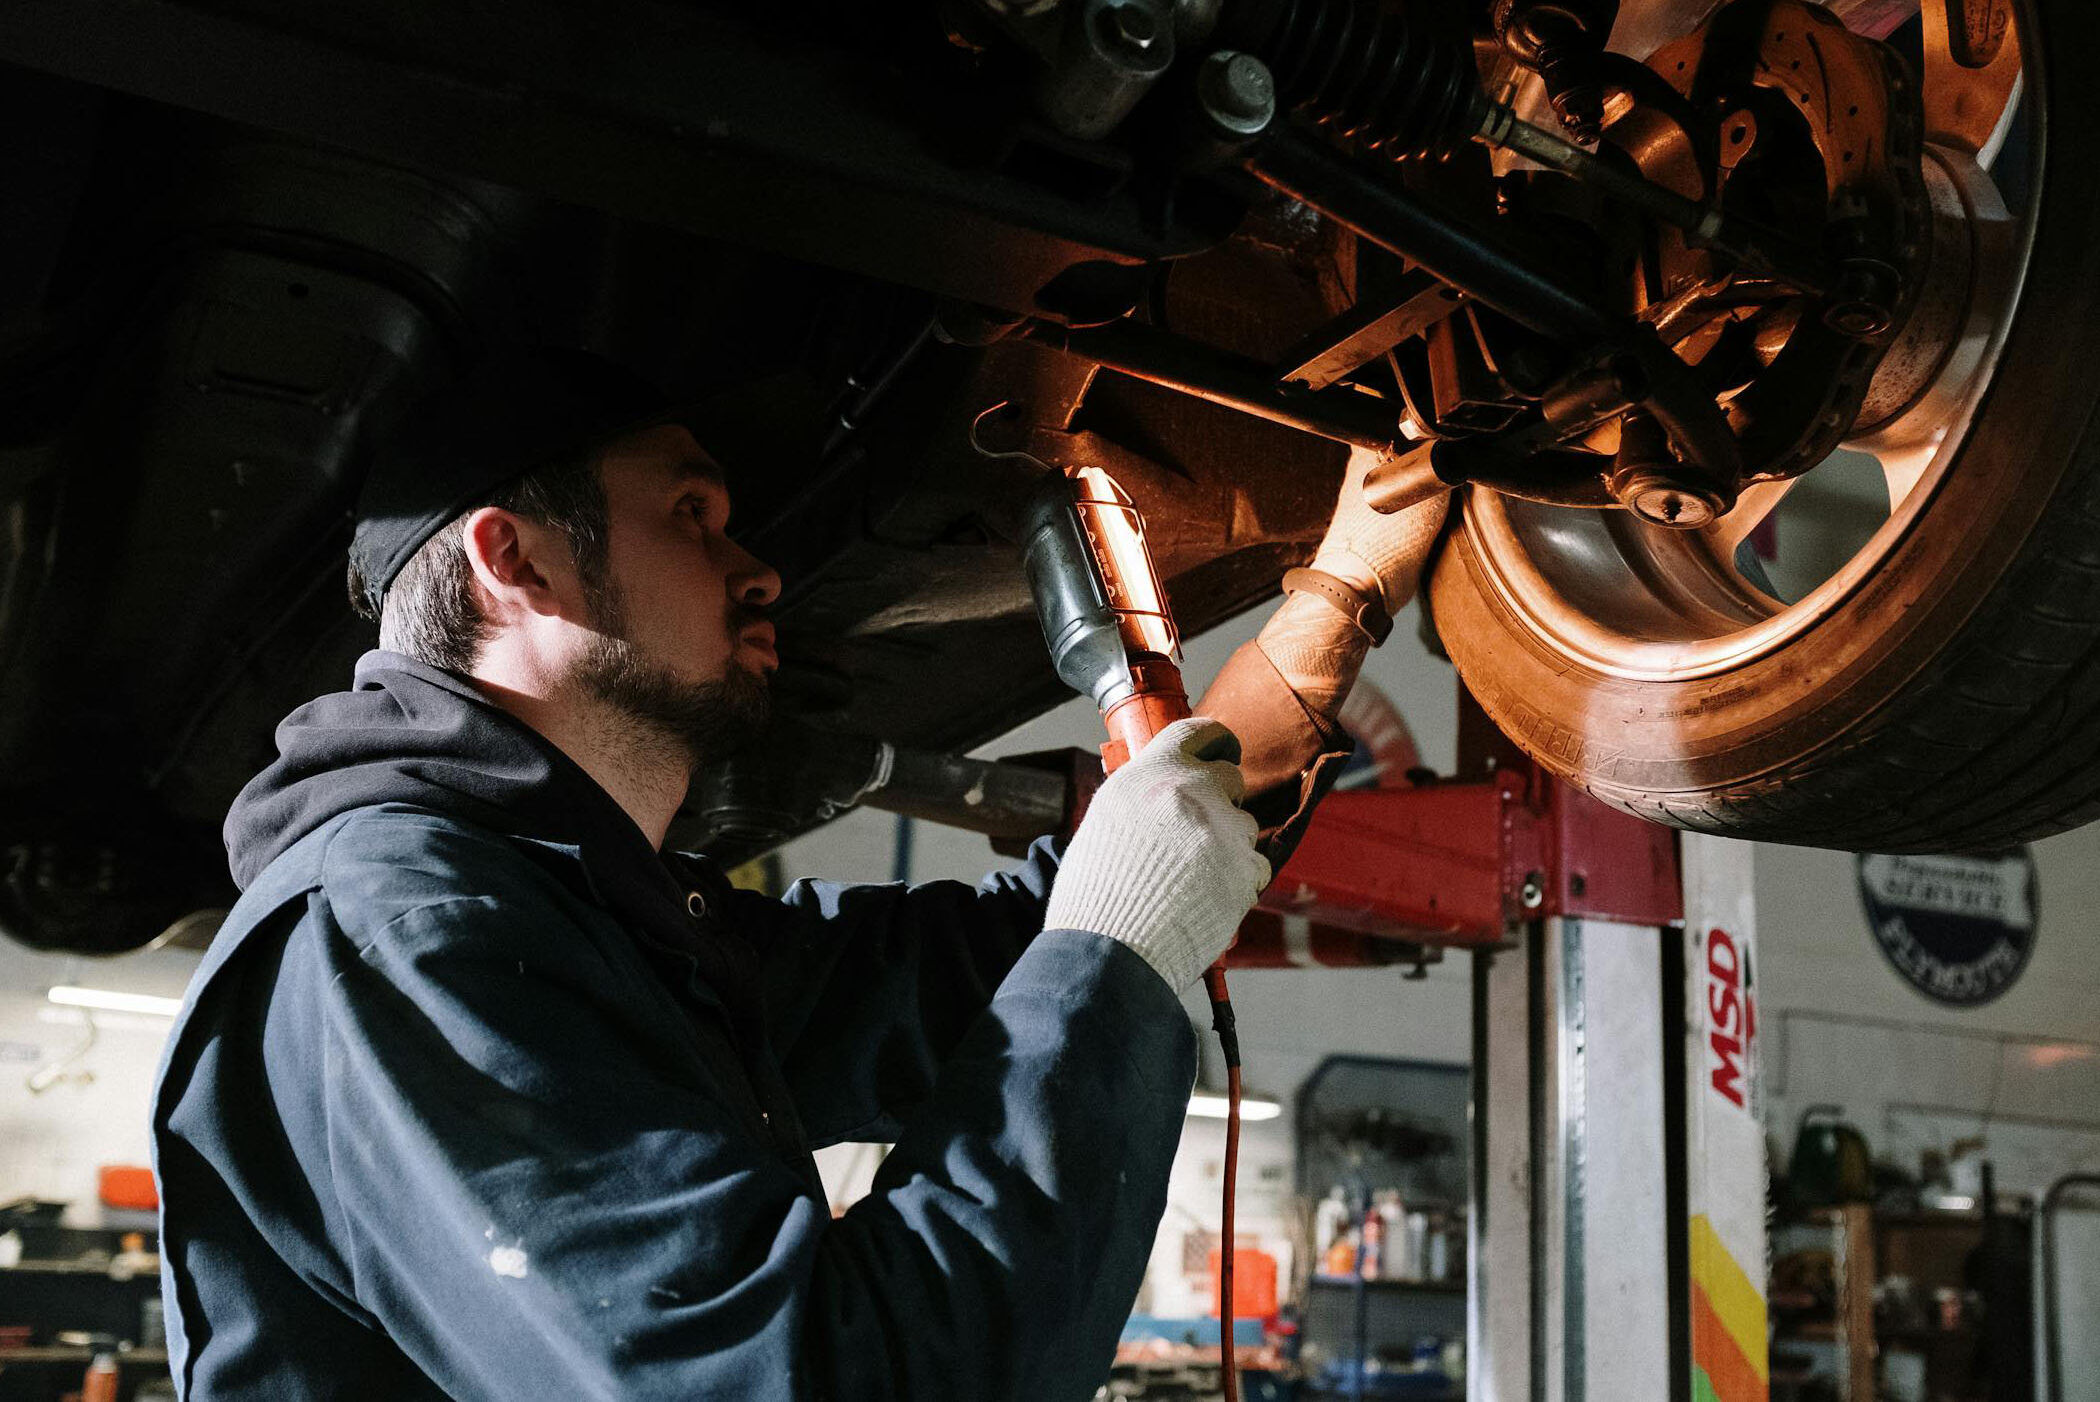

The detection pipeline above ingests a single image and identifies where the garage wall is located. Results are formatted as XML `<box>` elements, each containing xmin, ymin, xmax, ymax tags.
<box><xmin>0</xmin><ymin>941</ymin><xmax>198</xmax><ymax>1227</ymax></box>
<box><xmin>1756</xmin><ymin>834</ymin><xmax>2100</xmax><ymax>1197</ymax></box>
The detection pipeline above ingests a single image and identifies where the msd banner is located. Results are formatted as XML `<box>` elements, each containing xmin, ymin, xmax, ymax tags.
<box><xmin>1682</xmin><ymin>836</ymin><xmax>1768</xmax><ymax>1402</ymax></box>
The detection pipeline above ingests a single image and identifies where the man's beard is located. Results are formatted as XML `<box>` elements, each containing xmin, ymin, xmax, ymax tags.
<box><xmin>564</xmin><ymin>583</ymin><xmax>772</xmax><ymax>770</ymax></box>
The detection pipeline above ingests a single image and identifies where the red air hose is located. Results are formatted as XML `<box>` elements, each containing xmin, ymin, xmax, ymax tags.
<box><xmin>1202</xmin><ymin>967</ymin><xmax>1243</xmax><ymax>1402</ymax></box>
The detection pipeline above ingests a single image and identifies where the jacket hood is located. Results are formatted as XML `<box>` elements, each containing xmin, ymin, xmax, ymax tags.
<box><xmin>225</xmin><ymin>650</ymin><xmax>654</xmax><ymax>891</ymax></box>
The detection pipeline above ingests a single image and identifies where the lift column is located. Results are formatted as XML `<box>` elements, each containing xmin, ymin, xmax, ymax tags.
<box><xmin>1234</xmin><ymin>696</ymin><xmax>1771</xmax><ymax>1401</ymax></box>
<box><xmin>1457</xmin><ymin>748</ymin><xmax>1768</xmax><ymax>1400</ymax></box>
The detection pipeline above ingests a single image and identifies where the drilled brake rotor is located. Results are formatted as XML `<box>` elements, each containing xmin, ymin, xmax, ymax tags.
<box><xmin>1621</xmin><ymin>0</ymin><xmax>1931</xmax><ymax>485</ymax></box>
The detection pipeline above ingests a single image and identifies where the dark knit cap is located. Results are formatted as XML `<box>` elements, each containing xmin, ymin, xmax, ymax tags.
<box><xmin>350</xmin><ymin>347</ymin><xmax>678</xmax><ymax>614</ymax></box>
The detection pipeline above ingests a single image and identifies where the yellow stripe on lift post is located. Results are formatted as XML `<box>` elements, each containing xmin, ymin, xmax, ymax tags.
<box><xmin>1691</xmin><ymin>1214</ymin><xmax>1769</xmax><ymax>1386</ymax></box>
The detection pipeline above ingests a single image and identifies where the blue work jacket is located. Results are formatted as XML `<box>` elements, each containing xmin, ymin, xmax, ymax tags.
<box><xmin>151</xmin><ymin>653</ymin><xmax>1196</xmax><ymax>1400</ymax></box>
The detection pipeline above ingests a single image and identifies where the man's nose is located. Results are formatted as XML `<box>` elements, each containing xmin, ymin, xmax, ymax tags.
<box><xmin>729</xmin><ymin>540</ymin><xmax>782</xmax><ymax>608</ymax></box>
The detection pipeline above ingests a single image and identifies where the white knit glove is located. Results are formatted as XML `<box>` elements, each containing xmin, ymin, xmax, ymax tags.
<box><xmin>1310</xmin><ymin>445</ymin><xmax>1452</xmax><ymax>615</ymax></box>
<box><xmin>1043</xmin><ymin>717</ymin><xmax>1270</xmax><ymax>993</ymax></box>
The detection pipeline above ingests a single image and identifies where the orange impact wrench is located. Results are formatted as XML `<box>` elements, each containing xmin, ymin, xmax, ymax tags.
<box><xmin>1022</xmin><ymin>464</ymin><xmax>1248</xmax><ymax>1402</ymax></box>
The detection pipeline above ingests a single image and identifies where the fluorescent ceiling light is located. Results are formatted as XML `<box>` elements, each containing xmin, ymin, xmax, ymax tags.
<box><xmin>1188</xmin><ymin>1092</ymin><xmax>1282</xmax><ymax>1122</ymax></box>
<box><xmin>47</xmin><ymin>986</ymin><xmax>182</xmax><ymax>1018</ymax></box>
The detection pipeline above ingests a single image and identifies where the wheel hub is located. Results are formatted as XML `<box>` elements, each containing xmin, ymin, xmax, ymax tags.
<box><xmin>1455</xmin><ymin>0</ymin><xmax>2030</xmax><ymax>681</ymax></box>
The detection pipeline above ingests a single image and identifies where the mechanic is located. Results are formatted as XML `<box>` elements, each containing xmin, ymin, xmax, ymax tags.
<box><xmin>149</xmin><ymin>347</ymin><xmax>1446</xmax><ymax>1401</ymax></box>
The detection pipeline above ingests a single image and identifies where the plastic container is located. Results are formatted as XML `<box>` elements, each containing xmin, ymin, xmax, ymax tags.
<box><xmin>1323</xmin><ymin>1227</ymin><xmax>1357</xmax><ymax>1277</ymax></box>
<box><xmin>83</xmin><ymin>1353</ymin><xmax>120</xmax><ymax>1402</ymax></box>
<box><xmin>1208</xmin><ymin>1243</ymin><xmax>1279</xmax><ymax>1321</ymax></box>
<box><xmin>1359</xmin><ymin>1203</ymin><xmax>1385</xmax><ymax>1279</ymax></box>
<box><xmin>99</xmin><ymin>1165</ymin><xmax>158</xmax><ymax>1212</ymax></box>
<box><xmin>1376</xmin><ymin>1191</ymin><xmax>1408</xmax><ymax>1279</ymax></box>
<box><xmin>1313</xmin><ymin>1187</ymin><xmax>1350</xmax><ymax>1258</ymax></box>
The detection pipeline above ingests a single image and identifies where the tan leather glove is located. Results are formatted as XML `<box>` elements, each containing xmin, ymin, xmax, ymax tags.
<box><xmin>1193</xmin><ymin>447</ymin><xmax>1452</xmax><ymax>852</ymax></box>
<box><xmin>1256</xmin><ymin>448</ymin><xmax>1453</xmax><ymax>725</ymax></box>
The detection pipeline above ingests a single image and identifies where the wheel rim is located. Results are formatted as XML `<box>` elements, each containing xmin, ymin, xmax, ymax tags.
<box><xmin>1459</xmin><ymin>0</ymin><xmax>2038</xmax><ymax>684</ymax></box>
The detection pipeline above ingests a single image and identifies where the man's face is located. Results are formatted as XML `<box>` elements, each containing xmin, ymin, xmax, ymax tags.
<box><xmin>562</xmin><ymin>423</ymin><xmax>782</xmax><ymax>763</ymax></box>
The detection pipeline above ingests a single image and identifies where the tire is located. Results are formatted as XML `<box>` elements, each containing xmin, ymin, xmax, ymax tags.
<box><xmin>1427</xmin><ymin>0</ymin><xmax>2100</xmax><ymax>853</ymax></box>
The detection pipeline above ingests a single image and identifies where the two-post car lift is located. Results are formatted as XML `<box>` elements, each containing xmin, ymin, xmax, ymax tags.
<box><xmin>1235</xmin><ymin>699</ymin><xmax>1770</xmax><ymax>1402</ymax></box>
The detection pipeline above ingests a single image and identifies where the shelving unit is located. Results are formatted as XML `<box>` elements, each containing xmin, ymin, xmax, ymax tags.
<box><xmin>1294</xmin><ymin>1056</ymin><xmax>1469</xmax><ymax>1401</ymax></box>
<box><xmin>1309</xmin><ymin>1276</ymin><xmax>1465</xmax><ymax>1295</ymax></box>
<box><xmin>0</xmin><ymin>1255</ymin><xmax>168</xmax><ymax>1402</ymax></box>
<box><xmin>1771</xmin><ymin>1205</ymin><xmax>1877</xmax><ymax>1401</ymax></box>
<box><xmin>1771</xmin><ymin>1202</ymin><xmax>2028</xmax><ymax>1402</ymax></box>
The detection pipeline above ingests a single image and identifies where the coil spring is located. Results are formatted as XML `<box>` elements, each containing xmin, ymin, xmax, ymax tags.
<box><xmin>1249</xmin><ymin>0</ymin><xmax>1483</xmax><ymax>161</ymax></box>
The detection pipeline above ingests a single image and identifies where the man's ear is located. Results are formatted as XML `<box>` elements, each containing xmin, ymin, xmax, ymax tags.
<box><xmin>460</xmin><ymin>507</ymin><xmax>572</xmax><ymax>621</ymax></box>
